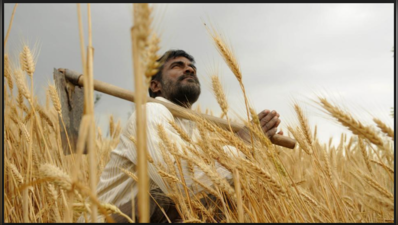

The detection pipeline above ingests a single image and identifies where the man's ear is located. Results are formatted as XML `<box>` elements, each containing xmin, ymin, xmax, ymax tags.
<box><xmin>150</xmin><ymin>80</ymin><xmax>161</xmax><ymax>96</ymax></box>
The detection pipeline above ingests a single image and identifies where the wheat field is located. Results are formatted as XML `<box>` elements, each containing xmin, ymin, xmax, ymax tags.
<box><xmin>3</xmin><ymin>3</ymin><xmax>394</xmax><ymax>223</ymax></box>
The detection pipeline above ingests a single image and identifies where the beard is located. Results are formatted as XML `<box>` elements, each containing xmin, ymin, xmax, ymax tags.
<box><xmin>161</xmin><ymin>73</ymin><xmax>201</xmax><ymax>107</ymax></box>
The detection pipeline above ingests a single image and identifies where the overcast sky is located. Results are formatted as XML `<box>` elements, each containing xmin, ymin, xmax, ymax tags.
<box><xmin>4</xmin><ymin>3</ymin><xmax>394</xmax><ymax>146</ymax></box>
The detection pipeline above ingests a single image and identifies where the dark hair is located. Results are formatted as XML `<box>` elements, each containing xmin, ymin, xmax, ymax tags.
<box><xmin>148</xmin><ymin>50</ymin><xmax>195</xmax><ymax>98</ymax></box>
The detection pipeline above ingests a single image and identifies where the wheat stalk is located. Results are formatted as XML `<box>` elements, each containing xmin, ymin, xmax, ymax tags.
<box><xmin>4</xmin><ymin>3</ymin><xmax>18</xmax><ymax>48</ymax></box>
<box><xmin>131</xmin><ymin>4</ymin><xmax>154</xmax><ymax>222</ymax></box>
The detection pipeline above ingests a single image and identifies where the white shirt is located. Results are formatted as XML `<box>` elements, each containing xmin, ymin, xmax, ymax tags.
<box><xmin>78</xmin><ymin>97</ymin><xmax>245</xmax><ymax>222</ymax></box>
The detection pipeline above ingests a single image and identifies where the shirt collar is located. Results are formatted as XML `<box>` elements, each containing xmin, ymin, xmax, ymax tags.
<box><xmin>155</xmin><ymin>96</ymin><xmax>174</xmax><ymax>104</ymax></box>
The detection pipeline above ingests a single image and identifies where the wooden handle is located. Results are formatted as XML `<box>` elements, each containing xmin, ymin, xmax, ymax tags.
<box><xmin>62</xmin><ymin>69</ymin><xmax>297</xmax><ymax>149</ymax></box>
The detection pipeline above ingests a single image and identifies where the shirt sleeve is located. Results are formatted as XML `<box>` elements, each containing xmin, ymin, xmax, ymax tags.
<box><xmin>120</xmin><ymin>102</ymin><xmax>245</xmax><ymax>195</ymax></box>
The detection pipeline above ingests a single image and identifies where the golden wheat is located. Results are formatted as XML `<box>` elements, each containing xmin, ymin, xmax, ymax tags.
<box><xmin>211</xmin><ymin>75</ymin><xmax>229</xmax><ymax>116</ymax></box>
<box><xmin>19</xmin><ymin>45</ymin><xmax>36</xmax><ymax>77</ymax></box>
<box><xmin>319</xmin><ymin>97</ymin><xmax>385</xmax><ymax>148</ymax></box>
<box><xmin>373</xmin><ymin>118</ymin><xmax>394</xmax><ymax>140</ymax></box>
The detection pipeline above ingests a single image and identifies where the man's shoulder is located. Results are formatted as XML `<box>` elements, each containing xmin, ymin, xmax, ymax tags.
<box><xmin>145</xmin><ymin>101</ymin><xmax>174</xmax><ymax>119</ymax></box>
<box><xmin>146</xmin><ymin>101</ymin><xmax>169</xmax><ymax>111</ymax></box>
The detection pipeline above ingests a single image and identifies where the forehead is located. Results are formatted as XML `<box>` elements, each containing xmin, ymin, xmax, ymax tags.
<box><xmin>164</xmin><ymin>56</ymin><xmax>192</xmax><ymax>66</ymax></box>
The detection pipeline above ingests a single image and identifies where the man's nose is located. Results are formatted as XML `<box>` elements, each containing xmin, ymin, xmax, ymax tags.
<box><xmin>184</xmin><ymin>66</ymin><xmax>195</xmax><ymax>75</ymax></box>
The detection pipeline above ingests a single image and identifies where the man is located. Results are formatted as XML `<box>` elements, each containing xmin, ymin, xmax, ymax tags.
<box><xmin>78</xmin><ymin>50</ymin><xmax>283</xmax><ymax>223</ymax></box>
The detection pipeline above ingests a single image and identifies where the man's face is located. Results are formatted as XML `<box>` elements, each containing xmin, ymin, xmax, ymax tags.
<box><xmin>158</xmin><ymin>56</ymin><xmax>201</xmax><ymax>107</ymax></box>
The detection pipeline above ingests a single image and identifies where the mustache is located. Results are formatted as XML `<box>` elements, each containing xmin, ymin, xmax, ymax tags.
<box><xmin>178</xmin><ymin>73</ymin><xmax>199</xmax><ymax>83</ymax></box>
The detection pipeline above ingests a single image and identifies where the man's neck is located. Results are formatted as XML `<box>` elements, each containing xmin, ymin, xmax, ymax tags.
<box><xmin>155</xmin><ymin>96</ymin><xmax>192</xmax><ymax>109</ymax></box>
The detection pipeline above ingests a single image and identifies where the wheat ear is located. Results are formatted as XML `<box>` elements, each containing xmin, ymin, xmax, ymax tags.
<box><xmin>100</xmin><ymin>203</ymin><xmax>134</xmax><ymax>223</ymax></box>
<box><xmin>211</xmin><ymin>75</ymin><xmax>229</xmax><ymax>116</ymax></box>
<box><xmin>363</xmin><ymin>174</ymin><xmax>394</xmax><ymax>201</ymax></box>
<box><xmin>8</xmin><ymin>162</ymin><xmax>24</xmax><ymax>185</ymax></box>
<box><xmin>39</xmin><ymin>163</ymin><xmax>72</xmax><ymax>191</ymax></box>
<box><xmin>294</xmin><ymin>103</ymin><xmax>313</xmax><ymax>145</ymax></box>
<box><xmin>4</xmin><ymin>54</ymin><xmax>14</xmax><ymax>91</ymax></box>
<box><xmin>364</xmin><ymin>193</ymin><xmax>394</xmax><ymax>211</ymax></box>
<box><xmin>373</xmin><ymin>118</ymin><xmax>394</xmax><ymax>141</ymax></box>
<box><xmin>109</xmin><ymin>114</ymin><xmax>114</xmax><ymax>137</ymax></box>
<box><xmin>183</xmin><ymin>218</ymin><xmax>202</xmax><ymax>223</ymax></box>
<box><xmin>175</xmin><ymin>152</ymin><xmax>236</xmax><ymax>198</ymax></box>
<box><xmin>158</xmin><ymin>170</ymin><xmax>181</xmax><ymax>183</ymax></box>
<box><xmin>318</xmin><ymin>97</ymin><xmax>385</xmax><ymax>149</ymax></box>
<box><xmin>144</xmin><ymin>32</ymin><xmax>160</xmax><ymax>85</ymax></box>
<box><xmin>192</xmin><ymin>177</ymin><xmax>221</xmax><ymax>200</ymax></box>
<box><xmin>48</xmin><ymin>84</ymin><xmax>73</xmax><ymax>155</ymax></box>
<box><xmin>36</xmin><ymin>104</ymin><xmax>55</xmax><ymax>130</ymax></box>
<box><xmin>168</xmin><ymin>120</ymin><xmax>193</xmax><ymax>144</ymax></box>
<box><xmin>47</xmin><ymin>183</ymin><xmax>61</xmax><ymax>222</ymax></box>
<box><xmin>205</xmin><ymin>24</ymin><xmax>255</xmax><ymax>151</ymax></box>
<box><xmin>14</xmin><ymin>69</ymin><xmax>31</xmax><ymax>101</ymax></box>
<box><xmin>18</xmin><ymin>121</ymin><xmax>31</xmax><ymax>143</ymax></box>
<box><xmin>239</xmin><ymin>158</ymin><xmax>285</xmax><ymax>196</ymax></box>
<box><xmin>370</xmin><ymin>160</ymin><xmax>394</xmax><ymax>174</ymax></box>
<box><xmin>157</xmin><ymin>124</ymin><xmax>178</xmax><ymax>176</ymax></box>
<box><xmin>299</xmin><ymin>190</ymin><xmax>319</xmax><ymax>208</ymax></box>
<box><xmin>321</xmin><ymin>148</ymin><xmax>333</xmax><ymax>181</ymax></box>
<box><xmin>288</xmin><ymin>126</ymin><xmax>312</xmax><ymax>155</ymax></box>
<box><xmin>358</xmin><ymin>138</ymin><xmax>373</xmax><ymax>175</ymax></box>
<box><xmin>20</xmin><ymin>45</ymin><xmax>36</xmax><ymax>77</ymax></box>
<box><xmin>118</xmin><ymin>167</ymin><xmax>138</xmax><ymax>182</ymax></box>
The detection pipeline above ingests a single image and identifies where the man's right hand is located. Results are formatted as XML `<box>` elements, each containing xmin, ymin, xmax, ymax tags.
<box><xmin>257</xmin><ymin>109</ymin><xmax>283</xmax><ymax>138</ymax></box>
<box><xmin>235</xmin><ymin>109</ymin><xmax>283</xmax><ymax>143</ymax></box>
